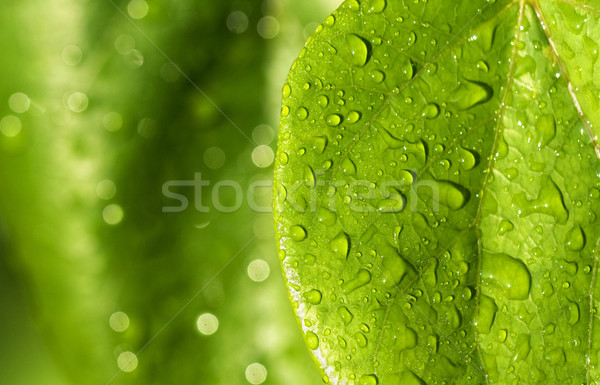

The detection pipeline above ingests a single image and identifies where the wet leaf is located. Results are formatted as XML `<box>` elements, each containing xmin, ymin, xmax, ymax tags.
<box><xmin>274</xmin><ymin>0</ymin><xmax>600</xmax><ymax>383</ymax></box>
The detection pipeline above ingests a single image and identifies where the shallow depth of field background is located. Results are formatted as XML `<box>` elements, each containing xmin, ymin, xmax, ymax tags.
<box><xmin>0</xmin><ymin>0</ymin><xmax>340</xmax><ymax>384</ymax></box>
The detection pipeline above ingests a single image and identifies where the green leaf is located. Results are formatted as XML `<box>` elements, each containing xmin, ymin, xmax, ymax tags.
<box><xmin>274</xmin><ymin>0</ymin><xmax>600</xmax><ymax>384</ymax></box>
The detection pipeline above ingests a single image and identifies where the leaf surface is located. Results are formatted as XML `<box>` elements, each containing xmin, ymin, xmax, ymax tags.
<box><xmin>274</xmin><ymin>0</ymin><xmax>600</xmax><ymax>384</ymax></box>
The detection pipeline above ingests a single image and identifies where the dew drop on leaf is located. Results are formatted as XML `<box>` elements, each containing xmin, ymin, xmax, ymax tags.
<box><xmin>326</xmin><ymin>113</ymin><xmax>342</xmax><ymax>126</ymax></box>
<box><xmin>364</xmin><ymin>0</ymin><xmax>386</xmax><ymax>14</ymax></box>
<box><xmin>535</xmin><ymin>114</ymin><xmax>556</xmax><ymax>147</ymax></box>
<box><xmin>330</xmin><ymin>232</ymin><xmax>350</xmax><ymax>260</ymax></box>
<box><xmin>303</xmin><ymin>289</ymin><xmax>323</xmax><ymax>305</ymax></box>
<box><xmin>449</xmin><ymin>80</ymin><xmax>493</xmax><ymax>110</ymax></box>
<box><xmin>346</xmin><ymin>110</ymin><xmax>361</xmax><ymax>124</ymax></box>
<box><xmin>481</xmin><ymin>253</ymin><xmax>531</xmax><ymax>300</ymax></box>
<box><xmin>306</xmin><ymin>330</ymin><xmax>319</xmax><ymax>350</ymax></box>
<box><xmin>317</xmin><ymin>207</ymin><xmax>337</xmax><ymax>226</ymax></box>
<box><xmin>290</xmin><ymin>225</ymin><xmax>307</xmax><ymax>241</ymax></box>
<box><xmin>477</xmin><ymin>295</ymin><xmax>497</xmax><ymax>334</ymax></box>
<box><xmin>421</xmin><ymin>103</ymin><xmax>440</xmax><ymax>119</ymax></box>
<box><xmin>345</xmin><ymin>34</ymin><xmax>371</xmax><ymax>66</ymax></box>
<box><xmin>358</xmin><ymin>374</ymin><xmax>378</xmax><ymax>385</ymax></box>
<box><xmin>566</xmin><ymin>226</ymin><xmax>586</xmax><ymax>251</ymax></box>
<box><xmin>341</xmin><ymin>269</ymin><xmax>371</xmax><ymax>294</ymax></box>
<box><xmin>337</xmin><ymin>306</ymin><xmax>353</xmax><ymax>325</ymax></box>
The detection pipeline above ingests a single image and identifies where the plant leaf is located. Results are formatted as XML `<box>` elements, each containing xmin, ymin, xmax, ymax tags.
<box><xmin>274</xmin><ymin>0</ymin><xmax>600</xmax><ymax>384</ymax></box>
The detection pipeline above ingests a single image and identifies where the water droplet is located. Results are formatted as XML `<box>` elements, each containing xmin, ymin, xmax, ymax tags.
<box><xmin>567</xmin><ymin>301</ymin><xmax>580</xmax><ymax>325</ymax></box>
<box><xmin>341</xmin><ymin>157</ymin><xmax>357</xmax><ymax>175</ymax></box>
<box><xmin>513</xmin><ymin>334</ymin><xmax>531</xmax><ymax>361</ymax></box>
<box><xmin>342</xmin><ymin>269</ymin><xmax>371</xmax><ymax>294</ymax></box>
<box><xmin>312</xmin><ymin>136</ymin><xmax>328</xmax><ymax>153</ymax></box>
<box><xmin>498</xmin><ymin>219</ymin><xmax>514</xmax><ymax>235</ymax></box>
<box><xmin>377</xmin><ymin>193</ymin><xmax>406</xmax><ymax>213</ymax></box>
<box><xmin>566</xmin><ymin>226</ymin><xmax>586</xmax><ymax>251</ymax></box>
<box><xmin>495</xmin><ymin>134</ymin><xmax>508</xmax><ymax>159</ymax></box>
<box><xmin>304</xmin><ymin>166</ymin><xmax>316</xmax><ymax>187</ymax></box>
<box><xmin>355</xmin><ymin>332</ymin><xmax>368</xmax><ymax>347</ymax></box>
<box><xmin>436</xmin><ymin>180</ymin><xmax>469</xmax><ymax>210</ymax></box>
<box><xmin>533</xmin><ymin>114</ymin><xmax>556</xmax><ymax>148</ymax></box>
<box><xmin>346</xmin><ymin>110</ymin><xmax>361</xmax><ymax>124</ymax></box>
<box><xmin>481</xmin><ymin>253</ymin><xmax>531</xmax><ymax>300</ymax></box>
<box><xmin>458</xmin><ymin>147</ymin><xmax>478</xmax><ymax>170</ymax></box>
<box><xmin>330</xmin><ymin>232</ymin><xmax>350</xmax><ymax>259</ymax></box>
<box><xmin>324</xmin><ymin>15</ymin><xmax>335</xmax><ymax>27</ymax></box>
<box><xmin>358</xmin><ymin>374</ymin><xmax>378</xmax><ymax>385</ymax></box>
<box><xmin>303</xmin><ymin>289</ymin><xmax>323</xmax><ymax>305</ymax></box>
<box><xmin>402</xmin><ymin>60</ymin><xmax>414</xmax><ymax>79</ymax></box>
<box><xmin>370</xmin><ymin>70</ymin><xmax>385</xmax><ymax>83</ymax></box>
<box><xmin>477</xmin><ymin>60</ymin><xmax>489</xmax><ymax>72</ymax></box>
<box><xmin>516</xmin><ymin>179</ymin><xmax>568</xmax><ymax>224</ymax></box>
<box><xmin>326</xmin><ymin>113</ymin><xmax>342</xmax><ymax>126</ymax></box>
<box><xmin>477</xmin><ymin>295</ymin><xmax>497</xmax><ymax>334</ymax></box>
<box><xmin>337</xmin><ymin>306</ymin><xmax>353</xmax><ymax>325</ymax></box>
<box><xmin>306</xmin><ymin>330</ymin><xmax>319</xmax><ymax>350</ymax></box>
<box><xmin>497</xmin><ymin>329</ymin><xmax>507</xmax><ymax>342</ymax></box>
<box><xmin>296</xmin><ymin>107</ymin><xmax>308</xmax><ymax>120</ymax></box>
<box><xmin>290</xmin><ymin>225</ymin><xmax>307</xmax><ymax>241</ymax></box>
<box><xmin>318</xmin><ymin>95</ymin><xmax>329</xmax><ymax>107</ymax></box>
<box><xmin>407</xmin><ymin>31</ymin><xmax>416</xmax><ymax>46</ymax></box>
<box><xmin>282</xmin><ymin>83</ymin><xmax>291</xmax><ymax>99</ymax></box>
<box><xmin>421</xmin><ymin>103</ymin><xmax>440</xmax><ymax>119</ymax></box>
<box><xmin>364</xmin><ymin>0</ymin><xmax>386</xmax><ymax>13</ymax></box>
<box><xmin>345</xmin><ymin>34</ymin><xmax>371</xmax><ymax>66</ymax></box>
<box><xmin>317</xmin><ymin>207</ymin><xmax>337</xmax><ymax>226</ymax></box>
<box><xmin>449</xmin><ymin>80</ymin><xmax>493</xmax><ymax>110</ymax></box>
<box><xmin>282</xmin><ymin>105</ymin><xmax>290</xmax><ymax>117</ymax></box>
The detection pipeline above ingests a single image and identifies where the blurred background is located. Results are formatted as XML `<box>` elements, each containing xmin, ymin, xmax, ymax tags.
<box><xmin>0</xmin><ymin>0</ymin><xmax>340</xmax><ymax>383</ymax></box>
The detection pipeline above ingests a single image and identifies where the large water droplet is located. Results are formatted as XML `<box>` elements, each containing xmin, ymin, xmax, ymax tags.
<box><xmin>330</xmin><ymin>232</ymin><xmax>350</xmax><ymax>259</ymax></box>
<box><xmin>355</xmin><ymin>331</ymin><xmax>368</xmax><ymax>347</ymax></box>
<box><xmin>282</xmin><ymin>83</ymin><xmax>291</xmax><ymax>99</ymax></box>
<box><xmin>303</xmin><ymin>289</ymin><xmax>323</xmax><ymax>305</ymax></box>
<box><xmin>437</xmin><ymin>180</ymin><xmax>469</xmax><ymax>210</ymax></box>
<box><xmin>345</xmin><ymin>34</ymin><xmax>371</xmax><ymax>66</ymax></box>
<box><xmin>358</xmin><ymin>374</ymin><xmax>378</xmax><ymax>385</ymax></box>
<box><xmin>306</xmin><ymin>330</ymin><xmax>319</xmax><ymax>350</ymax></box>
<box><xmin>304</xmin><ymin>166</ymin><xmax>316</xmax><ymax>187</ymax></box>
<box><xmin>377</xmin><ymin>190</ymin><xmax>406</xmax><ymax>213</ymax></box>
<box><xmin>535</xmin><ymin>114</ymin><xmax>556</xmax><ymax>147</ymax></box>
<box><xmin>312</xmin><ymin>136</ymin><xmax>328</xmax><ymax>153</ymax></box>
<box><xmin>326</xmin><ymin>113</ymin><xmax>342</xmax><ymax>126</ymax></box>
<box><xmin>364</xmin><ymin>0</ymin><xmax>386</xmax><ymax>13</ymax></box>
<box><xmin>341</xmin><ymin>157</ymin><xmax>357</xmax><ymax>175</ymax></box>
<box><xmin>324</xmin><ymin>15</ymin><xmax>335</xmax><ymax>27</ymax></box>
<box><xmin>290</xmin><ymin>225</ymin><xmax>307</xmax><ymax>241</ymax></box>
<box><xmin>317</xmin><ymin>207</ymin><xmax>337</xmax><ymax>226</ymax></box>
<box><xmin>566</xmin><ymin>226</ymin><xmax>586</xmax><ymax>251</ymax></box>
<box><xmin>481</xmin><ymin>253</ymin><xmax>531</xmax><ymax>300</ymax></box>
<box><xmin>370</xmin><ymin>70</ymin><xmax>385</xmax><ymax>83</ymax></box>
<box><xmin>498</xmin><ymin>219</ymin><xmax>514</xmax><ymax>235</ymax></box>
<box><xmin>477</xmin><ymin>295</ymin><xmax>497</xmax><ymax>334</ymax></box>
<box><xmin>449</xmin><ymin>80</ymin><xmax>493</xmax><ymax>110</ymax></box>
<box><xmin>458</xmin><ymin>147</ymin><xmax>478</xmax><ymax>170</ymax></box>
<box><xmin>296</xmin><ymin>107</ymin><xmax>308</xmax><ymax>120</ymax></box>
<box><xmin>421</xmin><ymin>103</ymin><xmax>440</xmax><ymax>119</ymax></box>
<box><xmin>337</xmin><ymin>306</ymin><xmax>353</xmax><ymax>325</ymax></box>
<box><xmin>346</xmin><ymin>110</ymin><xmax>361</xmax><ymax>124</ymax></box>
<box><xmin>516</xmin><ymin>179</ymin><xmax>568</xmax><ymax>224</ymax></box>
<box><xmin>342</xmin><ymin>269</ymin><xmax>371</xmax><ymax>294</ymax></box>
<box><xmin>513</xmin><ymin>334</ymin><xmax>531</xmax><ymax>361</ymax></box>
<box><xmin>567</xmin><ymin>301</ymin><xmax>580</xmax><ymax>325</ymax></box>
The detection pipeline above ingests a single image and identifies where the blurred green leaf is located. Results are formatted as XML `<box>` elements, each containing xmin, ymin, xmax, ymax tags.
<box><xmin>275</xmin><ymin>0</ymin><xmax>600</xmax><ymax>384</ymax></box>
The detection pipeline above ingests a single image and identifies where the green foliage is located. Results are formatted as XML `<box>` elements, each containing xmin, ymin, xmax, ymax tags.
<box><xmin>274</xmin><ymin>0</ymin><xmax>600</xmax><ymax>384</ymax></box>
